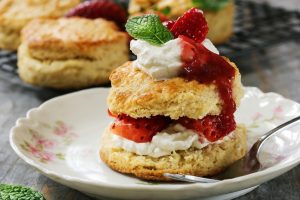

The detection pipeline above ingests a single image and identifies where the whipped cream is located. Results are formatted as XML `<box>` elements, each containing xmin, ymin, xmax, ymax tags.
<box><xmin>112</xmin><ymin>124</ymin><xmax>233</xmax><ymax>158</ymax></box>
<box><xmin>130</xmin><ymin>38</ymin><xmax>219</xmax><ymax>80</ymax></box>
<box><xmin>130</xmin><ymin>39</ymin><xmax>183</xmax><ymax>80</ymax></box>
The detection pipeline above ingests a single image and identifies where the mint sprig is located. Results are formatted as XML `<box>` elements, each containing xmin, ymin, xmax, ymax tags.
<box><xmin>125</xmin><ymin>14</ymin><xmax>173</xmax><ymax>45</ymax></box>
<box><xmin>192</xmin><ymin>0</ymin><xmax>230</xmax><ymax>11</ymax></box>
<box><xmin>0</xmin><ymin>184</ymin><xmax>45</xmax><ymax>200</ymax></box>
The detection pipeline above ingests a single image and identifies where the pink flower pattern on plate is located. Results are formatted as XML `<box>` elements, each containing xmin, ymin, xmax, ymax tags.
<box><xmin>20</xmin><ymin>121</ymin><xmax>77</xmax><ymax>164</ymax></box>
<box><xmin>54</xmin><ymin>121</ymin><xmax>69</xmax><ymax>136</ymax></box>
<box><xmin>273</xmin><ymin>105</ymin><xmax>283</xmax><ymax>118</ymax></box>
<box><xmin>249</xmin><ymin>105</ymin><xmax>284</xmax><ymax>129</ymax></box>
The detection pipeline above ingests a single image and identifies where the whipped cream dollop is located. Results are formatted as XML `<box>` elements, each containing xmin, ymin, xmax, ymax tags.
<box><xmin>130</xmin><ymin>38</ymin><xmax>219</xmax><ymax>80</ymax></box>
<box><xmin>112</xmin><ymin>124</ymin><xmax>233</xmax><ymax>158</ymax></box>
<box><xmin>130</xmin><ymin>38</ymin><xmax>183</xmax><ymax>80</ymax></box>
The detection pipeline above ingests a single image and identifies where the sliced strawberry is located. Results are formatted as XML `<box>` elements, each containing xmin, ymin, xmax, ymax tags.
<box><xmin>65</xmin><ymin>0</ymin><xmax>127</xmax><ymax>29</ymax></box>
<box><xmin>170</xmin><ymin>8</ymin><xmax>208</xmax><ymax>43</ymax></box>
<box><xmin>111</xmin><ymin>114</ymin><xmax>170</xmax><ymax>143</ymax></box>
<box><xmin>178</xmin><ymin>115</ymin><xmax>235</xmax><ymax>142</ymax></box>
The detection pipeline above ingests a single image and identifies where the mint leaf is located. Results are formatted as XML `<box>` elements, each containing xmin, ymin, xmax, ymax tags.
<box><xmin>0</xmin><ymin>184</ymin><xmax>45</xmax><ymax>200</ymax></box>
<box><xmin>125</xmin><ymin>14</ymin><xmax>173</xmax><ymax>45</ymax></box>
<box><xmin>192</xmin><ymin>0</ymin><xmax>229</xmax><ymax>11</ymax></box>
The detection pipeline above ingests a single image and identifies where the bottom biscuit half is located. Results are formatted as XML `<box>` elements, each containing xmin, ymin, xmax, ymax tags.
<box><xmin>100</xmin><ymin>126</ymin><xmax>247</xmax><ymax>181</ymax></box>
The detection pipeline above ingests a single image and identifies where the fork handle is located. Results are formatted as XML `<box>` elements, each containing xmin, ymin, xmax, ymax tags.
<box><xmin>164</xmin><ymin>173</ymin><xmax>219</xmax><ymax>183</ymax></box>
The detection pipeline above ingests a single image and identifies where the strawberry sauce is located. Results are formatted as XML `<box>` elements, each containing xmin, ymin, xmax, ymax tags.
<box><xmin>179</xmin><ymin>35</ymin><xmax>236</xmax><ymax>141</ymax></box>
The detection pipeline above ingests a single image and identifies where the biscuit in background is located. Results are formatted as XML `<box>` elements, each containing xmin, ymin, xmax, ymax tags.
<box><xmin>0</xmin><ymin>0</ymin><xmax>81</xmax><ymax>50</ymax></box>
<box><xmin>18</xmin><ymin>17</ymin><xmax>129</xmax><ymax>89</ymax></box>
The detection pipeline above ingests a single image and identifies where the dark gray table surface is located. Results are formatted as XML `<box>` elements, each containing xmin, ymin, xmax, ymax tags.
<box><xmin>1</xmin><ymin>1</ymin><xmax>300</xmax><ymax>200</ymax></box>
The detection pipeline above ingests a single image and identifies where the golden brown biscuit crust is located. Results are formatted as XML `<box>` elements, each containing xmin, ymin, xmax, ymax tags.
<box><xmin>128</xmin><ymin>0</ymin><xmax>234</xmax><ymax>44</ymax></box>
<box><xmin>21</xmin><ymin>18</ymin><xmax>129</xmax><ymax>60</ymax></box>
<box><xmin>107</xmin><ymin>60</ymin><xmax>243</xmax><ymax>120</ymax></box>
<box><xmin>18</xmin><ymin>17</ymin><xmax>129</xmax><ymax>89</ymax></box>
<box><xmin>100</xmin><ymin>126</ymin><xmax>247</xmax><ymax>181</ymax></box>
<box><xmin>0</xmin><ymin>0</ymin><xmax>81</xmax><ymax>50</ymax></box>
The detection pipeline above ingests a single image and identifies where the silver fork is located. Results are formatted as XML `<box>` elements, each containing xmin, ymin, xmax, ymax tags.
<box><xmin>164</xmin><ymin>116</ymin><xmax>300</xmax><ymax>183</ymax></box>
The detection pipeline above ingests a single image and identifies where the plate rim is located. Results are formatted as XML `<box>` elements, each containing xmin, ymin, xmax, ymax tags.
<box><xmin>9</xmin><ymin>87</ymin><xmax>300</xmax><ymax>192</ymax></box>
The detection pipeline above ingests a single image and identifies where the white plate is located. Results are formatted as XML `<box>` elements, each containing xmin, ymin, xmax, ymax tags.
<box><xmin>10</xmin><ymin>87</ymin><xmax>300</xmax><ymax>200</ymax></box>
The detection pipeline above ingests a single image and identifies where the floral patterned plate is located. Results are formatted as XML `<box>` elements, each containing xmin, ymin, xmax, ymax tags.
<box><xmin>10</xmin><ymin>87</ymin><xmax>300</xmax><ymax>200</ymax></box>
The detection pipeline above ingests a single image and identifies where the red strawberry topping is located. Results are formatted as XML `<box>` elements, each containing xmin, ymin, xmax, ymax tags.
<box><xmin>168</xmin><ymin>8</ymin><xmax>208</xmax><ymax>43</ymax></box>
<box><xmin>65</xmin><ymin>0</ymin><xmax>127</xmax><ymax>29</ymax></box>
<box><xmin>178</xmin><ymin>35</ymin><xmax>237</xmax><ymax>142</ymax></box>
<box><xmin>110</xmin><ymin>113</ymin><xmax>170</xmax><ymax>143</ymax></box>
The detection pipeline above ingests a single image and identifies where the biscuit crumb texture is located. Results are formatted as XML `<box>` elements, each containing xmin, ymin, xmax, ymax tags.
<box><xmin>108</xmin><ymin>60</ymin><xmax>244</xmax><ymax>120</ymax></box>
<box><xmin>100</xmin><ymin>126</ymin><xmax>247</xmax><ymax>181</ymax></box>
<box><xmin>0</xmin><ymin>0</ymin><xmax>80</xmax><ymax>50</ymax></box>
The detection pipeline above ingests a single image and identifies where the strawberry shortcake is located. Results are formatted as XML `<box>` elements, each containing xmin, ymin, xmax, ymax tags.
<box><xmin>100</xmin><ymin>8</ymin><xmax>246</xmax><ymax>181</ymax></box>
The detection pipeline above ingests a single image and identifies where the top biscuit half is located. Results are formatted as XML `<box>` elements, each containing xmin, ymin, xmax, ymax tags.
<box><xmin>107</xmin><ymin>59</ymin><xmax>244</xmax><ymax>120</ymax></box>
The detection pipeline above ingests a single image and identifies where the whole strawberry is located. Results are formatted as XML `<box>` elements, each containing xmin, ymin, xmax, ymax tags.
<box><xmin>167</xmin><ymin>8</ymin><xmax>208</xmax><ymax>43</ymax></box>
<box><xmin>65</xmin><ymin>0</ymin><xmax>127</xmax><ymax>29</ymax></box>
